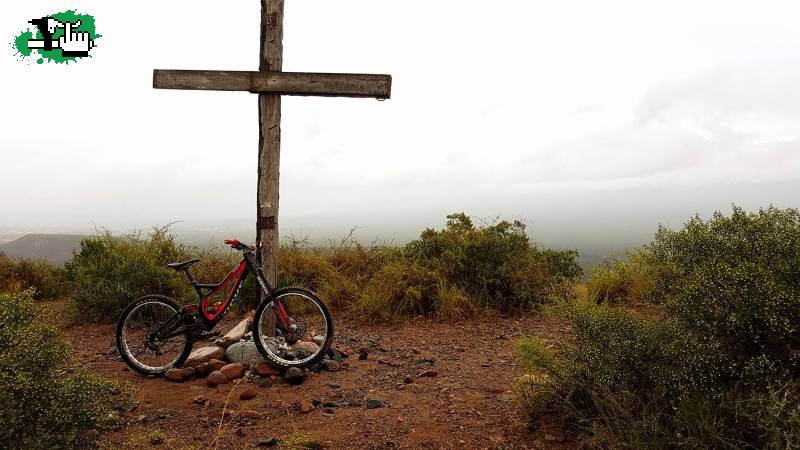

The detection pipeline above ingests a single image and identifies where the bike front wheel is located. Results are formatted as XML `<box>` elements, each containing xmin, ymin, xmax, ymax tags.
<box><xmin>252</xmin><ymin>287</ymin><xmax>333</xmax><ymax>369</ymax></box>
<box><xmin>116</xmin><ymin>295</ymin><xmax>193</xmax><ymax>376</ymax></box>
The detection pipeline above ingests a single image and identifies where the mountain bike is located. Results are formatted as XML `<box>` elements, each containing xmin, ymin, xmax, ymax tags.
<box><xmin>115</xmin><ymin>239</ymin><xmax>333</xmax><ymax>376</ymax></box>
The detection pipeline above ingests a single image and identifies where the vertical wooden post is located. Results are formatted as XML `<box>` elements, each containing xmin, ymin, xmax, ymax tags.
<box><xmin>257</xmin><ymin>0</ymin><xmax>283</xmax><ymax>333</ymax></box>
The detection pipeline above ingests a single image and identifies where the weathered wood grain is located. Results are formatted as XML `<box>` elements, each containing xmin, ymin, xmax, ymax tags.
<box><xmin>153</xmin><ymin>70</ymin><xmax>392</xmax><ymax>99</ymax></box>
<box><xmin>258</xmin><ymin>0</ymin><xmax>283</xmax><ymax>332</ymax></box>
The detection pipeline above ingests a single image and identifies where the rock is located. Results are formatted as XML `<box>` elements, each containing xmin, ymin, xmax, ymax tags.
<box><xmin>358</xmin><ymin>349</ymin><xmax>368</xmax><ymax>360</ymax></box>
<box><xmin>164</xmin><ymin>367</ymin><xmax>195</xmax><ymax>382</ymax></box>
<box><xmin>311</xmin><ymin>335</ymin><xmax>325</xmax><ymax>346</ymax></box>
<box><xmin>258</xmin><ymin>380</ymin><xmax>273</xmax><ymax>388</ymax></box>
<box><xmin>240</xmin><ymin>386</ymin><xmax>258</xmax><ymax>401</ymax></box>
<box><xmin>404</xmin><ymin>376</ymin><xmax>414</xmax><ymax>384</ymax></box>
<box><xmin>209</xmin><ymin>359</ymin><xmax>227</xmax><ymax>371</ymax></box>
<box><xmin>366</xmin><ymin>399</ymin><xmax>382</xmax><ymax>409</ymax></box>
<box><xmin>294</xmin><ymin>341</ymin><xmax>320</xmax><ymax>353</ymax></box>
<box><xmin>285</xmin><ymin>367</ymin><xmax>305</xmax><ymax>385</ymax></box>
<box><xmin>322</xmin><ymin>401</ymin><xmax>341</xmax><ymax>408</ymax></box>
<box><xmin>220</xmin><ymin>362</ymin><xmax>245</xmax><ymax>379</ymax></box>
<box><xmin>333</xmin><ymin>345</ymin><xmax>351</xmax><ymax>357</ymax></box>
<box><xmin>215</xmin><ymin>317</ymin><xmax>253</xmax><ymax>348</ymax></box>
<box><xmin>192</xmin><ymin>395</ymin><xmax>209</xmax><ymax>404</ymax></box>
<box><xmin>299</xmin><ymin>401</ymin><xmax>314</xmax><ymax>413</ymax></box>
<box><xmin>418</xmin><ymin>369</ymin><xmax>438</xmax><ymax>378</ymax></box>
<box><xmin>241</xmin><ymin>410</ymin><xmax>263</xmax><ymax>419</ymax></box>
<box><xmin>256</xmin><ymin>437</ymin><xmax>278</xmax><ymax>447</ymax></box>
<box><xmin>236</xmin><ymin>428</ymin><xmax>246</xmax><ymax>437</ymax></box>
<box><xmin>207</xmin><ymin>370</ymin><xmax>229</xmax><ymax>387</ymax></box>
<box><xmin>253</xmin><ymin>362</ymin><xmax>281</xmax><ymax>377</ymax></box>
<box><xmin>226</xmin><ymin>340</ymin><xmax>267</xmax><ymax>365</ymax></box>
<box><xmin>195</xmin><ymin>362</ymin><xmax>211</xmax><ymax>376</ymax></box>
<box><xmin>183</xmin><ymin>346</ymin><xmax>226</xmax><ymax>368</ymax></box>
<box><xmin>328</xmin><ymin>349</ymin><xmax>343</xmax><ymax>362</ymax></box>
<box><xmin>324</xmin><ymin>360</ymin><xmax>341</xmax><ymax>372</ymax></box>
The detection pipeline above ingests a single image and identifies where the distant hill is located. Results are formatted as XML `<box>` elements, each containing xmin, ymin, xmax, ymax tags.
<box><xmin>0</xmin><ymin>234</ymin><xmax>86</xmax><ymax>264</ymax></box>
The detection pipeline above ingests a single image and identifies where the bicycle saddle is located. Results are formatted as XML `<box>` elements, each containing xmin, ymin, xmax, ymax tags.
<box><xmin>166</xmin><ymin>259</ymin><xmax>201</xmax><ymax>271</ymax></box>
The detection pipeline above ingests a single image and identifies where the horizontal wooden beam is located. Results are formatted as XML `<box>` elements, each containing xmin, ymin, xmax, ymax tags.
<box><xmin>153</xmin><ymin>70</ymin><xmax>391</xmax><ymax>99</ymax></box>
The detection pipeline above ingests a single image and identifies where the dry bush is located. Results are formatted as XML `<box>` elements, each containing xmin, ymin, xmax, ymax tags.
<box><xmin>59</xmin><ymin>213</ymin><xmax>582</xmax><ymax>324</ymax></box>
<box><xmin>353</xmin><ymin>260</ymin><xmax>440</xmax><ymax>323</ymax></box>
<box><xmin>0</xmin><ymin>252</ymin><xmax>64</xmax><ymax>299</ymax></box>
<box><xmin>278</xmin><ymin>246</ymin><xmax>357</xmax><ymax>309</ymax></box>
<box><xmin>587</xmin><ymin>250</ymin><xmax>655</xmax><ymax>305</ymax></box>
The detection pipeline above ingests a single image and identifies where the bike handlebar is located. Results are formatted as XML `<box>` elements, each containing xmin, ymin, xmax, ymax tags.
<box><xmin>224</xmin><ymin>239</ymin><xmax>256</xmax><ymax>251</ymax></box>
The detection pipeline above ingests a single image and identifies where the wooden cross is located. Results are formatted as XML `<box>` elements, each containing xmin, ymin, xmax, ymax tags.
<box><xmin>153</xmin><ymin>0</ymin><xmax>391</xmax><ymax>294</ymax></box>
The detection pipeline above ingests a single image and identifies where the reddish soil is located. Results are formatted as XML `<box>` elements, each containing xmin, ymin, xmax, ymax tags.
<box><xmin>58</xmin><ymin>303</ymin><xmax>573</xmax><ymax>449</ymax></box>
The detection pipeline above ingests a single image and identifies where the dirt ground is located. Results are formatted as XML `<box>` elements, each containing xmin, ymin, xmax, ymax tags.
<box><xmin>58</xmin><ymin>303</ymin><xmax>573</xmax><ymax>449</ymax></box>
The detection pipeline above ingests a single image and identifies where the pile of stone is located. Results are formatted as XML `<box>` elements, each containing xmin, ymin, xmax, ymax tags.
<box><xmin>163</xmin><ymin>316</ymin><xmax>347</xmax><ymax>387</ymax></box>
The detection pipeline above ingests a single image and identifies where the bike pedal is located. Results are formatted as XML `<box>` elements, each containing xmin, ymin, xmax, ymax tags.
<box><xmin>192</xmin><ymin>329</ymin><xmax>221</xmax><ymax>340</ymax></box>
<box><xmin>202</xmin><ymin>330</ymin><xmax>221</xmax><ymax>340</ymax></box>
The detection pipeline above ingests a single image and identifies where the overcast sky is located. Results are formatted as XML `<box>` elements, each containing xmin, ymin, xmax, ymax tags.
<box><xmin>1</xmin><ymin>1</ymin><xmax>799</xmax><ymax>248</ymax></box>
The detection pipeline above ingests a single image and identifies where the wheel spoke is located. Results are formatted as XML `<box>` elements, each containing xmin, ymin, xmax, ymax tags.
<box><xmin>119</xmin><ymin>299</ymin><xmax>188</xmax><ymax>373</ymax></box>
<box><xmin>254</xmin><ymin>290</ymin><xmax>331</xmax><ymax>367</ymax></box>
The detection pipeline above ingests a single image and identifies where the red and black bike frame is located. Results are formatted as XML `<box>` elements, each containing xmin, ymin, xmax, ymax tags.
<box><xmin>153</xmin><ymin>246</ymin><xmax>294</xmax><ymax>341</ymax></box>
<box><xmin>189</xmin><ymin>250</ymin><xmax>292</xmax><ymax>330</ymax></box>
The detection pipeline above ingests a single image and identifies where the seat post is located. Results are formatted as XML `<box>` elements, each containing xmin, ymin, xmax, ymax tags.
<box><xmin>183</xmin><ymin>269</ymin><xmax>206</xmax><ymax>298</ymax></box>
<box><xmin>183</xmin><ymin>268</ymin><xmax>198</xmax><ymax>287</ymax></box>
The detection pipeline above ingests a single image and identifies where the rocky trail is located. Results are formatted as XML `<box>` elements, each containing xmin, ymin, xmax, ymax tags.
<box><xmin>57</xmin><ymin>303</ymin><xmax>572</xmax><ymax>449</ymax></box>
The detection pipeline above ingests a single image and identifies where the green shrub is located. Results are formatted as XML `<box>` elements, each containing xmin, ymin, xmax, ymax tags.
<box><xmin>517</xmin><ymin>206</ymin><xmax>800</xmax><ymax>449</ymax></box>
<box><xmin>60</xmin><ymin>213</ymin><xmax>581</xmax><ymax>324</ymax></box>
<box><xmin>648</xmin><ymin>206</ymin><xmax>800</xmax><ymax>384</ymax></box>
<box><xmin>0</xmin><ymin>290</ymin><xmax>135</xmax><ymax>449</ymax></box>
<box><xmin>0</xmin><ymin>253</ymin><xmax>64</xmax><ymax>299</ymax></box>
<box><xmin>63</xmin><ymin>227</ymin><xmax>195</xmax><ymax>322</ymax></box>
<box><xmin>354</xmin><ymin>259</ymin><xmax>440</xmax><ymax>322</ymax></box>
<box><xmin>542</xmin><ymin>248</ymin><xmax>583</xmax><ymax>281</ymax></box>
<box><xmin>587</xmin><ymin>250</ymin><xmax>655</xmax><ymax>305</ymax></box>
<box><xmin>404</xmin><ymin>212</ymin><xmax>580</xmax><ymax>310</ymax></box>
<box><xmin>516</xmin><ymin>302</ymin><xmax>797</xmax><ymax>449</ymax></box>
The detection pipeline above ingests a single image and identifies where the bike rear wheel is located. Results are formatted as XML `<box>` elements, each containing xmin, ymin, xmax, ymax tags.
<box><xmin>116</xmin><ymin>295</ymin><xmax>193</xmax><ymax>376</ymax></box>
<box><xmin>252</xmin><ymin>287</ymin><xmax>333</xmax><ymax>369</ymax></box>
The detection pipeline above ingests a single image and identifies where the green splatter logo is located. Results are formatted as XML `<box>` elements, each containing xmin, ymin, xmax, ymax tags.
<box><xmin>11</xmin><ymin>10</ymin><xmax>100</xmax><ymax>64</ymax></box>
